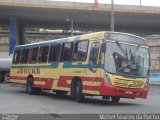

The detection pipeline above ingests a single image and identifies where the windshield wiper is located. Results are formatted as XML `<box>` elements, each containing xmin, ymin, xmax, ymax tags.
<box><xmin>115</xmin><ymin>41</ymin><xmax>141</xmax><ymax>62</ymax></box>
<box><xmin>133</xmin><ymin>44</ymin><xmax>141</xmax><ymax>56</ymax></box>
<box><xmin>129</xmin><ymin>44</ymin><xmax>141</xmax><ymax>63</ymax></box>
<box><xmin>115</xmin><ymin>41</ymin><xmax>127</xmax><ymax>59</ymax></box>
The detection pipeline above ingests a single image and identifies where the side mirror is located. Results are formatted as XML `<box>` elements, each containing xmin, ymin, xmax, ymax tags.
<box><xmin>101</xmin><ymin>43</ymin><xmax>106</xmax><ymax>53</ymax></box>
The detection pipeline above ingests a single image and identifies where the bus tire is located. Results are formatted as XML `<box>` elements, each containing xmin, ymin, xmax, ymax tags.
<box><xmin>26</xmin><ymin>77</ymin><xmax>41</xmax><ymax>95</ymax></box>
<box><xmin>111</xmin><ymin>96</ymin><xmax>120</xmax><ymax>103</ymax></box>
<box><xmin>4</xmin><ymin>72</ymin><xmax>10</xmax><ymax>83</ymax></box>
<box><xmin>70</xmin><ymin>80</ymin><xmax>76</xmax><ymax>98</ymax></box>
<box><xmin>76</xmin><ymin>81</ymin><xmax>84</xmax><ymax>103</ymax></box>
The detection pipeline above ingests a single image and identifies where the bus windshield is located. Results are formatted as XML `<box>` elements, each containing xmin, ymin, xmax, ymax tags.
<box><xmin>104</xmin><ymin>41</ymin><xmax>149</xmax><ymax>78</ymax></box>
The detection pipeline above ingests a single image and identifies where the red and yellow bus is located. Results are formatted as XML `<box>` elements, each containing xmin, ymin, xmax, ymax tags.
<box><xmin>10</xmin><ymin>31</ymin><xmax>150</xmax><ymax>103</ymax></box>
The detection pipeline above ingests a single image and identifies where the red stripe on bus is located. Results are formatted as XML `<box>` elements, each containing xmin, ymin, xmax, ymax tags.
<box><xmin>10</xmin><ymin>76</ymin><xmax>54</xmax><ymax>81</ymax></box>
<box><xmin>34</xmin><ymin>77</ymin><xmax>54</xmax><ymax>81</ymax></box>
<box><xmin>10</xmin><ymin>76</ymin><xmax>54</xmax><ymax>89</ymax></box>
<box><xmin>19</xmin><ymin>76</ymin><xmax>27</xmax><ymax>80</ymax></box>
<box><xmin>57</xmin><ymin>76</ymin><xmax>72</xmax><ymax>88</ymax></box>
<box><xmin>10</xmin><ymin>76</ymin><xmax>19</xmax><ymax>79</ymax></box>
<box><xmin>10</xmin><ymin>75</ymin><xmax>103</xmax><ymax>92</ymax></box>
<box><xmin>56</xmin><ymin>76</ymin><xmax>103</xmax><ymax>89</ymax></box>
<box><xmin>44</xmin><ymin>79</ymin><xmax>54</xmax><ymax>89</ymax></box>
<box><xmin>83</xmin><ymin>85</ymin><xmax>101</xmax><ymax>91</ymax></box>
<box><xmin>10</xmin><ymin>75</ymin><xmax>103</xmax><ymax>82</ymax></box>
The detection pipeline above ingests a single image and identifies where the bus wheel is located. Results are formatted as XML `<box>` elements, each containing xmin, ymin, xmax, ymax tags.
<box><xmin>111</xmin><ymin>96</ymin><xmax>120</xmax><ymax>103</ymax></box>
<box><xmin>4</xmin><ymin>72</ymin><xmax>10</xmax><ymax>83</ymax></box>
<box><xmin>76</xmin><ymin>81</ymin><xmax>84</xmax><ymax>103</ymax></box>
<box><xmin>26</xmin><ymin>77</ymin><xmax>41</xmax><ymax>95</ymax></box>
<box><xmin>54</xmin><ymin>90</ymin><xmax>68</xmax><ymax>95</ymax></box>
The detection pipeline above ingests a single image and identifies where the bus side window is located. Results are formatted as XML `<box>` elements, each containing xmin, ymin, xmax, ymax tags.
<box><xmin>13</xmin><ymin>50</ymin><xmax>21</xmax><ymax>64</ymax></box>
<box><xmin>49</xmin><ymin>44</ymin><xmax>61</xmax><ymax>62</ymax></box>
<box><xmin>29</xmin><ymin>47</ymin><xmax>39</xmax><ymax>64</ymax></box>
<box><xmin>89</xmin><ymin>42</ymin><xmax>100</xmax><ymax>65</ymax></box>
<box><xmin>38</xmin><ymin>46</ymin><xmax>49</xmax><ymax>63</ymax></box>
<box><xmin>60</xmin><ymin>44</ymin><xmax>64</xmax><ymax>62</ymax></box>
<box><xmin>61</xmin><ymin>42</ymin><xmax>74</xmax><ymax>61</ymax></box>
<box><xmin>73</xmin><ymin>40</ymin><xmax>89</xmax><ymax>61</ymax></box>
<box><xmin>20</xmin><ymin>49</ymin><xmax>29</xmax><ymax>64</ymax></box>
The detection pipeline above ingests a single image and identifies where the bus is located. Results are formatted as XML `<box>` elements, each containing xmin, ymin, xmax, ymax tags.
<box><xmin>10</xmin><ymin>31</ymin><xmax>150</xmax><ymax>103</ymax></box>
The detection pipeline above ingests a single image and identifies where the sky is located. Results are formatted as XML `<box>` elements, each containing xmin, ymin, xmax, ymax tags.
<box><xmin>47</xmin><ymin>0</ymin><xmax>160</xmax><ymax>7</ymax></box>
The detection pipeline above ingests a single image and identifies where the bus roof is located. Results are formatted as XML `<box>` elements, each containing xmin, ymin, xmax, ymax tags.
<box><xmin>106</xmin><ymin>32</ymin><xmax>147</xmax><ymax>45</ymax></box>
<box><xmin>15</xmin><ymin>31</ymin><xmax>105</xmax><ymax>49</ymax></box>
<box><xmin>14</xmin><ymin>31</ymin><xmax>147</xmax><ymax>50</ymax></box>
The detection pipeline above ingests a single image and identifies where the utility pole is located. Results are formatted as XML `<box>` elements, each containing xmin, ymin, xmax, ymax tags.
<box><xmin>66</xmin><ymin>18</ymin><xmax>74</xmax><ymax>36</ymax></box>
<box><xmin>111</xmin><ymin>0</ymin><xmax>114</xmax><ymax>31</ymax></box>
<box><xmin>140</xmin><ymin>0</ymin><xmax>141</xmax><ymax>6</ymax></box>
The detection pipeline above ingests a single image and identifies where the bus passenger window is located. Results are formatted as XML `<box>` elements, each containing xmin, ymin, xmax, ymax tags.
<box><xmin>13</xmin><ymin>50</ymin><xmax>21</xmax><ymax>64</ymax></box>
<box><xmin>38</xmin><ymin>46</ymin><xmax>49</xmax><ymax>63</ymax></box>
<box><xmin>20</xmin><ymin>49</ymin><xmax>29</xmax><ymax>64</ymax></box>
<box><xmin>73</xmin><ymin>41</ymin><xmax>89</xmax><ymax>61</ymax></box>
<box><xmin>29</xmin><ymin>47</ymin><xmax>39</xmax><ymax>64</ymax></box>
<box><xmin>61</xmin><ymin>42</ymin><xmax>73</xmax><ymax>61</ymax></box>
<box><xmin>49</xmin><ymin>44</ymin><xmax>61</xmax><ymax>62</ymax></box>
<box><xmin>89</xmin><ymin>42</ymin><xmax>100</xmax><ymax>64</ymax></box>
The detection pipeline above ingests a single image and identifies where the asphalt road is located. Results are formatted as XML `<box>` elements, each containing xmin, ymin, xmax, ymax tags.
<box><xmin>0</xmin><ymin>83</ymin><xmax>159</xmax><ymax>115</ymax></box>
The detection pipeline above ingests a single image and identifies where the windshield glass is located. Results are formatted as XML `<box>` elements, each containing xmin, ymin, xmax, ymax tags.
<box><xmin>104</xmin><ymin>41</ymin><xmax>149</xmax><ymax>77</ymax></box>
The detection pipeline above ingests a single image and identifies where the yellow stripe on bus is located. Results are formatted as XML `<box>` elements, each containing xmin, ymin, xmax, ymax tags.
<box><xmin>83</xmin><ymin>81</ymin><xmax>101</xmax><ymax>86</ymax></box>
<box><xmin>34</xmin><ymin>81</ymin><xmax>45</xmax><ymax>85</ymax></box>
<box><xmin>66</xmin><ymin>80</ymin><xmax>71</xmax><ymax>84</ymax></box>
<box><xmin>83</xmin><ymin>90</ymin><xmax>100</xmax><ymax>95</ymax></box>
<box><xmin>53</xmin><ymin>87</ymin><xmax>70</xmax><ymax>91</ymax></box>
<box><xmin>10</xmin><ymin>79</ymin><xmax>26</xmax><ymax>84</ymax></box>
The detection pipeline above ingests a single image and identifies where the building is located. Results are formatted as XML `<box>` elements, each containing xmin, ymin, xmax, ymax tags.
<box><xmin>147</xmin><ymin>35</ymin><xmax>160</xmax><ymax>73</ymax></box>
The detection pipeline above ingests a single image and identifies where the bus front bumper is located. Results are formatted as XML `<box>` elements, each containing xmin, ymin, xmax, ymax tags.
<box><xmin>101</xmin><ymin>82</ymin><xmax>148</xmax><ymax>99</ymax></box>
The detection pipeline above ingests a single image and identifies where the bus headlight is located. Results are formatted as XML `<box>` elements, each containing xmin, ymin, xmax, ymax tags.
<box><xmin>144</xmin><ymin>78</ymin><xmax>149</xmax><ymax>88</ymax></box>
<box><xmin>104</xmin><ymin>73</ymin><xmax>112</xmax><ymax>84</ymax></box>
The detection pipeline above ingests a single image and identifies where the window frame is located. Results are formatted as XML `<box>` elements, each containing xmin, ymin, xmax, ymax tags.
<box><xmin>12</xmin><ymin>49</ymin><xmax>22</xmax><ymax>64</ymax></box>
<box><xmin>48</xmin><ymin>43</ymin><xmax>61</xmax><ymax>63</ymax></box>
<box><xmin>38</xmin><ymin>45</ymin><xmax>49</xmax><ymax>64</ymax></box>
<box><xmin>20</xmin><ymin>48</ymin><xmax>30</xmax><ymax>64</ymax></box>
<box><xmin>89</xmin><ymin>41</ymin><xmax>100</xmax><ymax>65</ymax></box>
<box><xmin>72</xmin><ymin>40</ymin><xmax>89</xmax><ymax>62</ymax></box>
<box><xmin>60</xmin><ymin>42</ymin><xmax>74</xmax><ymax>62</ymax></box>
<box><xmin>29</xmin><ymin>47</ymin><xmax>39</xmax><ymax>64</ymax></box>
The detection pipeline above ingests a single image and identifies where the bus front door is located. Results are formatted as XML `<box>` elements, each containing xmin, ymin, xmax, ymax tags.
<box><xmin>88</xmin><ymin>42</ymin><xmax>100</xmax><ymax>94</ymax></box>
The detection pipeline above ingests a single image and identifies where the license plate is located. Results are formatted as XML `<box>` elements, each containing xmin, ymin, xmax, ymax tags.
<box><xmin>125</xmin><ymin>91</ymin><xmax>133</xmax><ymax>94</ymax></box>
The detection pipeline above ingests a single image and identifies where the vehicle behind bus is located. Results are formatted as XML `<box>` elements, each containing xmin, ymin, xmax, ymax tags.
<box><xmin>0</xmin><ymin>56</ymin><xmax>12</xmax><ymax>83</ymax></box>
<box><xmin>10</xmin><ymin>31</ymin><xmax>150</xmax><ymax>103</ymax></box>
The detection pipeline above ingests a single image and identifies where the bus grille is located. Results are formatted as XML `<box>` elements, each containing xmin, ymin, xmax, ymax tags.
<box><xmin>114</xmin><ymin>78</ymin><xmax>144</xmax><ymax>88</ymax></box>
